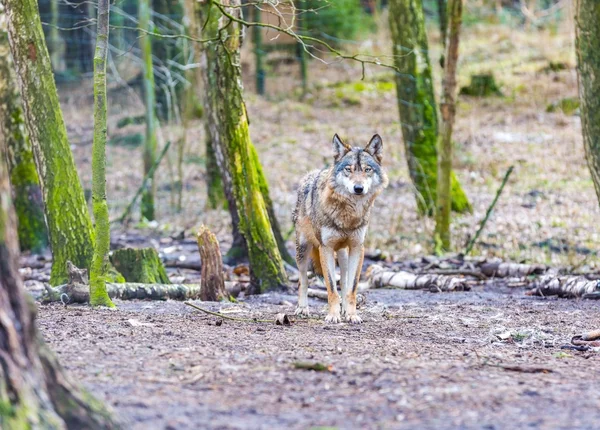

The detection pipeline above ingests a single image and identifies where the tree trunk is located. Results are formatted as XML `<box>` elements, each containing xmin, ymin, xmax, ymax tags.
<box><xmin>0</xmin><ymin>26</ymin><xmax>48</xmax><ymax>253</ymax></box>
<box><xmin>2</xmin><ymin>0</ymin><xmax>95</xmax><ymax>285</ymax></box>
<box><xmin>49</xmin><ymin>0</ymin><xmax>65</xmax><ymax>72</ymax></box>
<box><xmin>0</xmin><ymin>98</ymin><xmax>118</xmax><ymax>429</ymax></box>
<box><xmin>575</xmin><ymin>0</ymin><xmax>600</xmax><ymax>206</ymax></box>
<box><xmin>197</xmin><ymin>0</ymin><xmax>287</xmax><ymax>292</ymax></box>
<box><xmin>434</xmin><ymin>0</ymin><xmax>463</xmax><ymax>251</ymax></box>
<box><xmin>388</xmin><ymin>0</ymin><xmax>471</xmax><ymax>215</ymax></box>
<box><xmin>110</xmin><ymin>247</ymin><xmax>170</xmax><ymax>284</ymax></box>
<box><xmin>90</xmin><ymin>0</ymin><xmax>115</xmax><ymax>308</ymax></box>
<box><xmin>139</xmin><ymin>0</ymin><xmax>158</xmax><ymax>221</ymax></box>
<box><xmin>197</xmin><ymin>225</ymin><xmax>227</xmax><ymax>301</ymax></box>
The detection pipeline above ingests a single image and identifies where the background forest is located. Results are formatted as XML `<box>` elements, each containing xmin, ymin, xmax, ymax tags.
<box><xmin>2</xmin><ymin>0</ymin><xmax>600</xmax><ymax>429</ymax></box>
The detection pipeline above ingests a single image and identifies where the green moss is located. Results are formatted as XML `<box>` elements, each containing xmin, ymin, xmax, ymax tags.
<box><xmin>546</xmin><ymin>97</ymin><xmax>580</xmax><ymax>115</ymax></box>
<box><xmin>110</xmin><ymin>247</ymin><xmax>170</xmax><ymax>284</ymax></box>
<box><xmin>116</xmin><ymin>115</ymin><xmax>145</xmax><ymax>128</ymax></box>
<box><xmin>460</xmin><ymin>73</ymin><xmax>502</xmax><ymax>97</ymax></box>
<box><xmin>108</xmin><ymin>133</ymin><xmax>143</xmax><ymax>147</ymax></box>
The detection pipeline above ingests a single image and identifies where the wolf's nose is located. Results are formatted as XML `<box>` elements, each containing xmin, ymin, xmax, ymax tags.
<box><xmin>354</xmin><ymin>184</ymin><xmax>364</xmax><ymax>194</ymax></box>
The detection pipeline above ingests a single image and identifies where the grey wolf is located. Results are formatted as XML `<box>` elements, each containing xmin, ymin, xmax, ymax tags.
<box><xmin>292</xmin><ymin>134</ymin><xmax>389</xmax><ymax>323</ymax></box>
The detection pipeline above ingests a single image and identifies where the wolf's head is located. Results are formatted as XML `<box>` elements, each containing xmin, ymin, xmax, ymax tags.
<box><xmin>330</xmin><ymin>134</ymin><xmax>389</xmax><ymax>197</ymax></box>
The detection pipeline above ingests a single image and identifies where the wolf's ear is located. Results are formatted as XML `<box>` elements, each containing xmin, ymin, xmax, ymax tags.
<box><xmin>332</xmin><ymin>134</ymin><xmax>351</xmax><ymax>160</ymax></box>
<box><xmin>365</xmin><ymin>134</ymin><xmax>383</xmax><ymax>163</ymax></box>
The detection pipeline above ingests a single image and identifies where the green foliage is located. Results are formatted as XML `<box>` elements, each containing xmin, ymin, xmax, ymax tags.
<box><xmin>546</xmin><ymin>97</ymin><xmax>580</xmax><ymax>115</ymax></box>
<box><xmin>304</xmin><ymin>0</ymin><xmax>374</xmax><ymax>42</ymax></box>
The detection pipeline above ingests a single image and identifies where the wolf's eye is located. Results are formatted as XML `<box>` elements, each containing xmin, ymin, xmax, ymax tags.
<box><xmin>365</xmin><ymin>167</ymin><xmax>373</xmax><ymax>173</ymax></box>
<box><xmin>344</xmin><ymin>166</ymin><xmax>352</xmax><ymax>173</ymax></box>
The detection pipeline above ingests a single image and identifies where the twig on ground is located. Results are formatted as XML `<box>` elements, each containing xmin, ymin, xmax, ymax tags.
<box><xmin>293</xmin><ymin>362</ymin><xmax>332</xmax><ymax>372</ymax></box>
<box><xmin>184</xmin><ymin>301</ymin><xmax>278</xmax><ymax>323</ymax></box>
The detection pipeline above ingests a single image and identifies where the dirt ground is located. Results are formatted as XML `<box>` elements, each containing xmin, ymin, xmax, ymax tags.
<box><xmin>25</xmin><ymin>10</ymin><xmax>600</xmax><ymax>430</ymax></box>
<box><xmin>38</xmin><ymin>287</ymin><xmax>600</xmax><ymax>429</ymax></box>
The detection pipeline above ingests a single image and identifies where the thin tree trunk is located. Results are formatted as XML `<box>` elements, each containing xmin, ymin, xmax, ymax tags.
<box><xmin>49</xmin><ymin>0</ymin><xmax>65</xmax><ymax>72</ymax></box>
<box><xmin>197</xmin><ymin>0</ymin><xmax>287</xmax><ymax>292</ymax></box>
<box><xmin>438</xmin><ymin>0</ymin><xmax>448</xmax><ymax>45</ymax></box>
<box><xmin>435</xmin><ymin>0</ymin><xmax>463</xmax><ymax>251</ymax></box>
<box><xmin>575</xmin><ymin>0</ymin><xmax>600</xmax><ymax>206</ymax></box>
<box><xmin>90</xmin><ymin>0</ymin><xmax>115</xmax><ymax>308</ymax></box>
<box><xmin>388</xmin><ymin>0</ymin><xmax>471</xmax><ymax>216</ymax></box>
<box><xmin>139</xmin><ymin>0</ymin><xmax>158</xmax><ymax>221</ymax></box>
<box><xmin>2</xmin><ymin>0</ymin><xmax>95</xmax><ymax>285</ymax></box>
<box><xmin>0</xmin><ymin>99</ymin><xmax>118</xmax><ymax>429</ymax></box>
<box><xmin>0</xmin><ymin>26</ymin><xmax>48</xmax><ymax>253</ymax></box>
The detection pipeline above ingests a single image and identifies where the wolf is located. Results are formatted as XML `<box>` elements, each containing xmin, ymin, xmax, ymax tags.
<box><xmin>292</xmin><ymin>134</ymin><xmax>389</xmax><ymax>323</ymax></box>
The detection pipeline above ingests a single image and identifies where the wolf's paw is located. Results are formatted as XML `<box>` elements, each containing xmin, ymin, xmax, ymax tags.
<box><xmin>295</xmin><ymin>306</ymin><xmax>310</xmax><ymax>317</ymax></box>
<box><xmin>345</xmin><ymin>313</ymin><xmax>363</xmax><ymax>324</ymax></box>
<box><xmin>325</xmin><ymin>312</ymin><xmax>342</xmax><ymax>324</ymax></box>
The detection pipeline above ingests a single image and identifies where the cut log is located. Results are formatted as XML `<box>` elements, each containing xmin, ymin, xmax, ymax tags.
<box><xmin>528</xmin><ymin>276</ymin><xmax>600</xmax><ymax>298</ymax></box>
<box><xmin>367</xmin><ymin>265</ymin><xmax>469</xmax><ymax>292</ymax></box>
<box><xmin>42</xmin><ymin>281</ymin><xmax>243</xmax><ymax>304</ymax></box>
<box><xmin>197</xmin><ymin>225</ymin><xmax>226</xmax><ymax>301</ymax></box>
<box><xmin>110</xmin><ymin>247</ymin><xmax>170</xmax><ymax>284</ymax></box>
<box><xmin>481</xmin><ymin>262</ymin><xmax>546</xmax><ymax>278</ymax></box>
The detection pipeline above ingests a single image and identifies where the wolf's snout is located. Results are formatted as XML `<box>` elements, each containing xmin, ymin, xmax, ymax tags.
<box><xmin>353</xmin><ymin>184</ymin><xmax>364</xmax><ymax>194</ymax></box>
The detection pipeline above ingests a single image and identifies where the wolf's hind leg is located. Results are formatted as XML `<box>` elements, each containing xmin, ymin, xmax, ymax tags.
<box><xmin>320</xmin><ymin>246</ymin><xmax>341</xmax><ymax>323</ymax></box>
<box><xmin>345</xmin><ymin>244</ymin><xmax>365</xmax><ymax>324</ymax></box>
<box><xmin>337</xmin><ymin>248</ymin><xmax>349</xmax><ymax>317</ymax></box>
<box><xmin>295</xmin><ymin>239</ymin><xmax>311</xmax><ymax>317</ymax></box>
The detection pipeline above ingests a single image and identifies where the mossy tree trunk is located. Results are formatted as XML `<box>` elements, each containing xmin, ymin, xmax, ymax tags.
<box><xmin>2</xmin><ymin>0</ymin><xmax>95</xmax><ymax>285</ymax></box>
<box><xmin>435</xmin><ymin>0</ymin><xmax>463</xmax><ymax>251</ymax></box>
<box><xmin>110</xmin><ymin>247</ymin><xmax>170</xmax><ymax>284</ymax></box>
<box><xmin>0</xmin><ymin>109</ymin><xmax>118</xmax><ymax>429</ymax></box>
<box><xmin>90</xmin><ymin>0</ymin><xmax>115</xmax><ymax>308</ymax></box>
<box><xmin>196</xmin><ymin>0</ymin><xmax>287</xmax><ymax>291</ymax></box>
<box><xmin>575</xmin><ymin>0</ymin><xmax>600</xmax><ymax>207</ymax></box>
<box><xmin>388</xmin><ymin>0</ymin><xmax>471</xmax><ymax>215</ymax></box>
<box><xmin>0</xmin><ymin>25</ymin><xmax>48</xmax><ymax>253</ymax></box>
<box><xmin>139</xmin><ymin>0</ymin><xmax>158</xmax><ymax>221</ymax></box>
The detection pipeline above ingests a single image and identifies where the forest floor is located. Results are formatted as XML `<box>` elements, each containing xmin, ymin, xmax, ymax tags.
<box><xmin>24</xmin><ymin>14</ymin><xmax>600</xmax><ymax>430</ymax></box>
<box><xmin>37</xmin><ymin>286</ymin><xmax>600</xmax><ymax>429</ymax></box>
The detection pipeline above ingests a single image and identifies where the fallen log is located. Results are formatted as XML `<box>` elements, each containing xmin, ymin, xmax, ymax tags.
<box><xmin>480</xmin><ymin>262</ymin><xmax>546</xmax><ymax>278</ymax></box>
<box><xmin>367</xmin><ymin>265</ymin><xmax>469</xmax><ymax>292</ymax></box>
<box><xmin>42</xmin><ymin>281</ymin><xmax>242</xmax><ymax>304</ymax></box>
<box><xmin>528</xmin><ymin>275</ymin><xmax>600</xmax><ymax>298</ymax></box>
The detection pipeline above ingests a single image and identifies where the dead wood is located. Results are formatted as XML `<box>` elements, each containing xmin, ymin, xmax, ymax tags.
<box><xmin>42</xmin><ymin>282</ymin><xmax>243</xmax><ymax>304</ymax></box>
<box><xmin>367</xmin><ymin>265</ymin><xmax>469</xmax><ymax>292</ymax></box>
<box><xmin>164</xmin><ymin>260</ymin><xmax>202</xmax><ymax>271</ymax></box>
<box><xmin>197</xmin><ymin>225</ymin><xmax>227</xmax><ymax>301</ymax></box>
<box><xmin>527</xmin><ymin>275</ymin><xmax>600</xmax><ymax>298</ymax></box>
<box><xmin>480</xmin><ymin>262</ymin><xmax>546</xmax><ymax>278</ymax></box>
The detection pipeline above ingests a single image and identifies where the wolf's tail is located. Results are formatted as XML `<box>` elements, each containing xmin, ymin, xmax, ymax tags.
<box><xmin>310</xmin><ymin>247</ymin><xmax>323</xmax><ymax>277</ymax></box>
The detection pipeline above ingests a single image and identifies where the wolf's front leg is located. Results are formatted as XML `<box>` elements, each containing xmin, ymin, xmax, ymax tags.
<box><xmin>337</xmin><ymin>248</ymin><xmax>349</xmax><ymax>317</ymax></box>
<box><xmin>319</xmin><ymin>246</ymin><xmax>341</xmax><ymax>323</ymax></box>
<box><xmin>345</xmin><ymin>244</ymin><xmax>365</xmax><ymax>324</ymax></box>
<box><xmin>295</xmin><ymin>240</ymin><xmax>311</xmax><ymax>317</ymax></box>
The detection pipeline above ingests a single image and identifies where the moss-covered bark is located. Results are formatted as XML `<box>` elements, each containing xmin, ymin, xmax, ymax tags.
<box><xmin>197</xmin><ymin>0</ymin><xmax>287</xmax><ymax>292</ymax></box>
<box><xmin>388</xmin><ymin>0</ymin><xmax>471</xmax><ymax>215</ymax></box>
<box><xmin>0</xmin><ymin>106</ymin><xmax>118</xmax><ymax>429</ymax></box>
<box><xmin>3</xmin><ymin>0</ymin><xmax>95</xmax><ymax>285</ymax></box>
<box><xmin>110</xmin><ymin>247</ymin><xmax>170</xmax><ymax>284</ymax></box>
<box><xmin>89</xmin><ymin>0</ymin><xmax>115</xmax><ymax>308</ymax></box>
<box><xmin>0</xmin><ymin>27</ymin><xmax>48</xmax><ymax>253</ymax></box>
<box><xmin>575</xmin><ymin>0</ymin><xmax>600</xmax><ymax>207</ymax></box>
<box><xmin>139</xmin><ymin>0</ymin><xmax>158</xmax><ymax>221</ymax></box>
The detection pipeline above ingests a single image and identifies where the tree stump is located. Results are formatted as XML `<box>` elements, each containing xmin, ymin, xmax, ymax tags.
<box><xmin>197</xmin><ymin>225</ymin><xmax>226</xmax><ymax>301</ymax></box>
<box><xmin>110</xmin><ymin>247</ymin><xmax>170</xmax><ymax>284</ymax></box>
<box><xmin>459</xmin><ymin>73</ymin><xmax>502</xmax><ymax>97</ymax></box>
